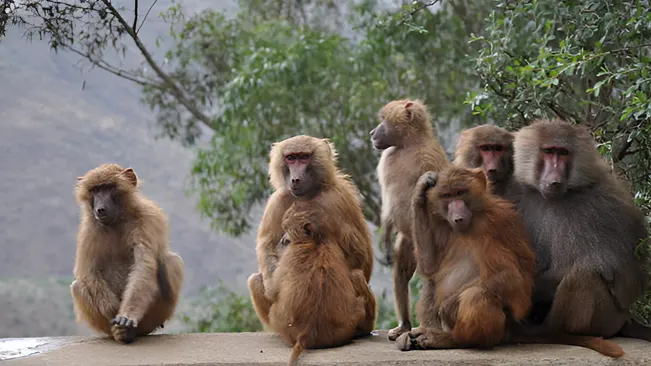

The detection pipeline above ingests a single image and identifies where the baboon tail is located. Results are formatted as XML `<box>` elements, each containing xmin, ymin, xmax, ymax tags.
<box><xmin>156</xmin><ymin>256</ymin><xmax>172</xmax><ymax>301</ymax></box>
<box><xmin>288</xmin><ymin>334</ymin><xmax>307</xmax><ymax>366</ymax></box>
<box><xmin>508</xmin><ymin>321</ymin><xmax>624</xmax><ymax>358</ymax></box>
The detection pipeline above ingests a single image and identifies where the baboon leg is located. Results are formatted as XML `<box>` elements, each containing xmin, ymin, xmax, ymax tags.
<box><xmin>544</xmin><ymin>268</ymin><xmax>628</xmax><ymax>337</ymax></box>
<box><xmin>388</xmin><ymin>233</ymin><xmax>417</xmax><ymax>341</ymax></box>
<box><xmin>248</xmin><ymin>272</ymin><xmax>273</xmax><ymax>325</ymax></box>
<box><xmin>70</xmin><ymin>278</ymin><xmax>119</xmax><ymax>336</ymax></box>
<box><xmin>136</xmin><ymin>253</ymin><xmax>185</xmax><ymax>336</ymax></box>
<box><xmin>350</xmin><ymin>269</ymin><xmax>377</xmax><ymax>336</ymax></box>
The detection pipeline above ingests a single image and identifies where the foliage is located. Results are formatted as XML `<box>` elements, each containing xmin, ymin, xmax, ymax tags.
<box><xmin>181</xmin><ymin>281</ymin><xmax>264</xmax><ymax>333</ymax></box>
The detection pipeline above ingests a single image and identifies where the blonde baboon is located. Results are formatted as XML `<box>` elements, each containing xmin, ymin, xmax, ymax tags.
<box><xmin>370</xmin><ymin>99</ymin><xmax>449</xmax><ymax>340</ymax></box>
<box><xmin>454</xmin><ymin>124</ymin><xmax>517</xmax><ymax>199</ymax></box>
<box><xmin>396</xmin><ymin>166</ymin><xmax>623</xmax><ymax>358</ymax></box>
<box><xmin>263</xmin><ymin>200</ymin><xmax>377</xmax><ymax>365</ymax></box>
<box><xmin>248</xmin><ymin>135</ymin><xmax>375</xmax><ymax>335</ymax></box>
<box><xmin>71</xmin><ymin>164</ymin><xmax>184</xmax><ymax>344</ymax></box>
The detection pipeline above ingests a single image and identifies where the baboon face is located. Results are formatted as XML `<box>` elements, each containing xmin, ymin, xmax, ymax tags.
<box><xmin>89</xmin><ymin>183</ymin><xmax>122</xmax><ymax>225</ymax></box>
<box><xmin>537</xmin><ymin>145</ymin><xmax>570</xmax><ymax>197</ymax></box>
<box><xmin>76</xmin><ymin>165</ymin><xmax>139</xmax><ymax>227</ymax></box>
<box><xmin>369</xmin><ymin>120</ymin><xmax>396</xmax><ymax>150</ymax></box>
<box><xmin>427</xmin><ymin>168</ymin><xmax>487</xmax><ymax>233</ymax></box>
<box><xmin>284</xmin><ymin>152</ymin><xmax>320</xmax><ymax>197</ymax></box>
<box><xmin>478</xmin><ymin>143</ymin><xmax>509</xmax><ymax>183</ymax></box>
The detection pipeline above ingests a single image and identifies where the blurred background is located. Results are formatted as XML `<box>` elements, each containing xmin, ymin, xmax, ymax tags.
<box><xmin>0</xmin><ymin>0</ymin><xmax>649</xmax><ymax>337</ymax></box>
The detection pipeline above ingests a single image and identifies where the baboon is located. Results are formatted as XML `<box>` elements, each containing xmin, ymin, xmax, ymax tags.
<box><xmin>513</xmin><ymin>119</ymin><xmax>651</xmax><ymax>341</ymax></box>
<box><xmin>71</xmin><ymin>164</ymin><xmax>184</xmax><ymax>344</ymax></box>
<box><xmin>257</xmin><ymin>200</ymin><xmax>377</xmax><ymax>366</ymax></box>
<box><xmin>395</xmin><ymin>166</ymin><xmax>624</xmax><ymax>358</ymax></box>
<box><xmin>248</xmin><ymin>135</ymin><xmax>375</xmax><ymax>332</ymax></box>
<box><xmin>370</xmin><ymin>99</ymin><xmax>449</xmax><ymax>340</ymax></box>
<box><xmin>454</xmin><ymin>124</ymin><xmax>517</xmax><ymax>199</ymax></box>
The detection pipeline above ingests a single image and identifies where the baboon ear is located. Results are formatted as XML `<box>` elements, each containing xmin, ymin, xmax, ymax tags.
<box><xmin>76</xmin><ymin>176</ymin><xmax>84</xmax><ymax>181</ymax></box>
<box><xmin>405</xmin><ymin>101</ymin><xmax>413</xmax><ymax>109</ymax></box>
<box><xmin>121</xmin><ymin>168</ymin><xmax>138</xmax><ymax>186</ymax></box>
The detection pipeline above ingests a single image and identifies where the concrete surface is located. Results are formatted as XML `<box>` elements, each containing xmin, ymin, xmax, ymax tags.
<box><xmin>2</xmin><ymin>331</ymin><xmax>651</xmax><ymax>366</ymax></box>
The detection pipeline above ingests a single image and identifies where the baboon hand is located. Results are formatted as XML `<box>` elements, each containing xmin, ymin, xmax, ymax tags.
<box><xmin>415</xmin><ymin>171</ymin><xmax>439</xmax><ymax>202</ymax></box>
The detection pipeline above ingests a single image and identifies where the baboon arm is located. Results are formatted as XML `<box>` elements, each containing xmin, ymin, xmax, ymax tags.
<box><xmin>256</xmin><ymin>190</ymin><xmax>292</xmax><ymax>281</ymax></box>
<box><xmin>314</xmin><ymin>190</ymin><xmax>373</xmax><ymax>277</ymax></box>
<box><xmin>117</xmin><ymin>242</ymin><xmax>159</xmax><ymax>323</ymax></box>
<box><xmin>410</xmin><ymin>195</ymin><xmax>442</xmax><ymax>278</ymax></box>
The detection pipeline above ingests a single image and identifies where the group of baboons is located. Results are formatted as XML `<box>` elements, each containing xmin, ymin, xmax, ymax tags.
<box><xmin>70</xmin><ymin>98</ymin><xmax>650</xmax><ymax>365</ymax></box>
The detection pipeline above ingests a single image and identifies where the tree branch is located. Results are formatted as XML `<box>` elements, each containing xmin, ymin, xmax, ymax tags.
<box><xmin>100</xmin><ymin>0</ymin><xmax>216</xmax><ymax>132</ymax></box>
<box><xmin>132</xmin><ymin>0</ymin><xmax>138</xmax><ymax>33</ymax></box>
<box><xmin>67</xmin><ymin>46</ymin><xmax>158</xmax><ymax>87</ymax></box>
<box><xmin>399</xmin><ymin>0</ymin><xmax>442</xmax><ymax>25</ymax></box>
<box><xmin>136</xmin><ymin>0</ymin><xmax>158</xmax><ymax>34</ymax></box>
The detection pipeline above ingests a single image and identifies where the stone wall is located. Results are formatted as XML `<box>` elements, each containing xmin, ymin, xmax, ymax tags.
<box><xmin>2</xmin><ymin>331</ymin><xmax>650</xmax><ymax>365</ymax></box>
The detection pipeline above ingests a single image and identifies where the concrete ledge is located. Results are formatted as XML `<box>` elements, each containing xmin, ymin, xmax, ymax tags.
<box><xmin>2</xmin><ymin>331</ymin><xmax>651</xmax><ymax>366</ymax></box>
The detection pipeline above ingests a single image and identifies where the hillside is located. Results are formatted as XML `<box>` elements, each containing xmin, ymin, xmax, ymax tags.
<box><xmin>0</xmin><ymin>0</ymin><xmax>400</xmax><ymax>338</ymax></box>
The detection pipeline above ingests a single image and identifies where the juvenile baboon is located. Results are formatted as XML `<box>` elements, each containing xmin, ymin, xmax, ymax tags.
<box><xmin>395</xmin><ymin>166</ymin><xmax>624</xmax><ymax>358</ymax></box>
<box><xmin>513</xmin><ymin>119</ymin><xmax>651</xmax><ymax>341</ymax></box>
<box><xmin>71</xmin><ymin>164</ymin><xmax>184</xmax><ymax>344</ymax></box>
<box><xmin>454</xmin><ymin>124</ymin><xmax>517</xmax><ymax>199</ymax></box>
<box><xmin>248</xmin><ymin>135</ymin><xmax>375</xmax><ymax>333</ymax></box>
<box><xmin>259</xmin><ymin>200</ymin><xmax>377</xmax><ymax>366</ymax></box>
<box><xmin>370</xmin><ymin>99</ymin><xmax>449</xmax><ymax>340</ymax></box>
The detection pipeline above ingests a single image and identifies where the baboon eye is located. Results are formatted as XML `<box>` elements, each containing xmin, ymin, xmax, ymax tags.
<box><xmin>558</xmin><ymin>149</ymin><xmax>570</xmax><ymax>156</ymax></box>
<box><xmin>455</xmin><ymin>189</ymin><xmax>468</xmax><ymax>197</ymax></box>
<box><xmin>286</xmin><ymin>155</ymin><xmax>296</xmax><ymax>162</ymax></box>
<box><xmin>441</xmin><ymin>193</ymin><xmax>451</xmax><ymax>199</ymax></box>
<box><xmin>494</xmin><ymin>145</ymin><xmax>503</xmax><ymax>152</ymax></box>
<box><xmin>542</xmin><ymin>148</ymin><xmax>553</xmax><ymax>154</ymax></box>
<box><xmin>479</xmin><ymin>145</ymin><xmax>491</xmax><ymax>151</ymax></box>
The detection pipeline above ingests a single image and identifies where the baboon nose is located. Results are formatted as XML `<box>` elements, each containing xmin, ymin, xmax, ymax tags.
<box><xmin>488</xmin><ymin>168</ymin><xmax>497</xmax><ymax>173</ymax></box>
<box><xmin>291</xmin><ymin>178</ymin><xmax>300</xmax><ymax>185</ymax></box>
<box><xmin>96</xmin><ymin>207</ymin><xmax>106</xmax><ymax>215</ymax></box>
<box><xmin>454</xmin><ymin>218</ymin><xmax>464</xmax><ymax>223</ymax></box>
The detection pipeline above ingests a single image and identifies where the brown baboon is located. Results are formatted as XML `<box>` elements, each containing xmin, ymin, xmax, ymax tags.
<box><xmin>370</xmin><ymin>99</ymin><xmax>449</xmax><ymax>340</ymax></box>
<box><xmin>396</xmin><ymin>166</ymin><xmax>623</xmax><ymax>358</ymax></box>
<box><xmin>71</xmin><ymin>164</ymin><xmax>184</xmax><ymax>344</ymax></box>
<box><xmin>248</xmin><ymin>135</ymin><xmax>375</xmax><ymax>336</ymax></box>
<box><xmin>513</xmin><ymin>119</ymin><xmax>651</xmax><ymax>341</ymax></box>
<box><xmin>258</xmin><ymin>200</ymin><xmax>377</xmax><ymax>366</ymax></box>
<box><xmin>454</xmin><ymin>124</ymin><xmax>517</xmax><ymax>199</ymax></box>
